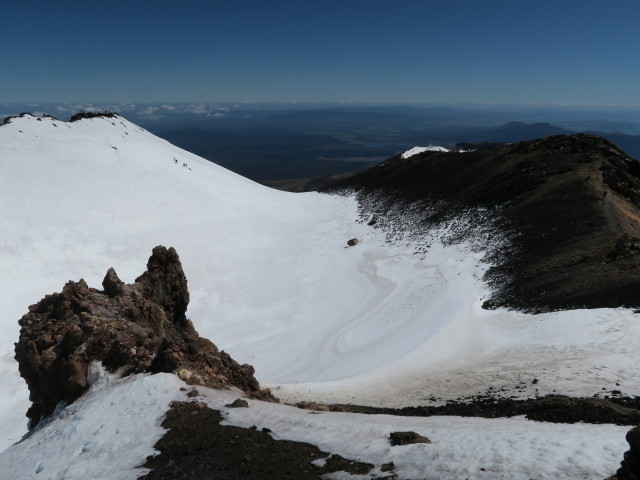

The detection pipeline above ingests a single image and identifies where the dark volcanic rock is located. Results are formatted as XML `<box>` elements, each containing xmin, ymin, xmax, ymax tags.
<box><xmin>140</xmin><ymin>401</ymin><xmax>375</xmax><ymax>480</ymax></box>
<box><xmin>15</xmin><ymin>246</ymin><xmax>272</xmax><ymax>429</ymax></box>
<box><xmin>329</xmin><ymin>134</ymin><xmax>640</xmax><ymax>312</ymax></box>
<box><xmin>225</xmin><ymin>398</ymin><xmax>249</xmax><ymax>408</ymax></box>
<box><xmin>389</xmin><ymin>431</ymin><xmax>431</xmax><ymax>446</ymax></box>
<box><xmin>133</xmin><ymin>246</ymin><xmax>190</xmax><ymax>327</ymax></box>
<box><xmin>68</xmin><ymin>111</ymin><xmax>119</xmax><ymax>122</ymax></box>
<box><xmin>609</xmin><ymin>426</ymin><xmax>640</xmax><ymax>480</ymax></box>
<box><xmin>519</xmin><ymin>395</ymin><xmax>640</xmax><ymax>425</ymax></box>
<box><xmin>329</xmin><ymin>394</ymin><xmax>640</xmax><ymax>426</ymax></box>
<box><xmin>320</xmin><ymin>454</ymin><xmax>373</xmax><ymax>475</ymax></box>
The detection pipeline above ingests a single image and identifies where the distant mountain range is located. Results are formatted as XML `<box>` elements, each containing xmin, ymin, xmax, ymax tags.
<box><xmin>148</xmin><ymin>108</ymin><xmax>640</xmax><ymax>182</ymax></box>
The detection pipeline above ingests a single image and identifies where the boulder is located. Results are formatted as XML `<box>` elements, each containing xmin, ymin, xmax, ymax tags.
<box><xmin>225</xmin><ymin>399</ymin><xmax>249</xmax><ymax>408</ymax></box>
<box><xmin>15</xmin><ymin>246</ymin><xmax>273</xmax><ymax>429</ymax></box>
<box><xmin>389</xmin><ymin>431</ymin><xmax>431</xmax><ymax>446</ymax></box>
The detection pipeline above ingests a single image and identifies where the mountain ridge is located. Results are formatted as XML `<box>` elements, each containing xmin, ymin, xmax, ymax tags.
<box><xmin>330</xmin><ymin>133</ymin><xmax>640</xmax><ymax>312</ymax></box>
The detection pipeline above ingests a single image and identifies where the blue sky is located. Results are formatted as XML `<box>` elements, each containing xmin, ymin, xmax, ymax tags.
<box><xmin>2</xmin><ymin>0</ymin><xmax>639</xmax><ymax>105</ymax></box>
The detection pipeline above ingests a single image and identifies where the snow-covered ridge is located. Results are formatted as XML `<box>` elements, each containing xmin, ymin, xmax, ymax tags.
<box><xmin>401</xmin><ymin>145</ymin><xmax>449</xmax><ymax>159</ymax></box>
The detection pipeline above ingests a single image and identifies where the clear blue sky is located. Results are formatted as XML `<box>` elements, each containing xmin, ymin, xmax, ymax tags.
<box><xmin>2</xmin><ymin>0</ymin><xmax>639</xmax><ymax>105</ymax></box>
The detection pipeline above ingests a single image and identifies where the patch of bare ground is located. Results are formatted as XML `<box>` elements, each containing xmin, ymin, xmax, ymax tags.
<box><xmin>140</xmin><ymin>401</ymin><xmax>382</xmax><ymax>480</ymax></box>
<box><xmin>296</xmin><ymin>394</ymin><xmax>640</xmax><ymax>426</ymax></box>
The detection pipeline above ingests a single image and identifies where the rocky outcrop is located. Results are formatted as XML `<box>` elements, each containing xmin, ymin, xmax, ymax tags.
<box><xmin>15</xmin><ymin>246</ymin><xmax>273</xmax><ymax>429</ymax></box>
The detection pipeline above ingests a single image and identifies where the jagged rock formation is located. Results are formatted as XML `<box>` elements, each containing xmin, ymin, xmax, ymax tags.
<box><xmin>329</xmin><ymin>134</ymin><xmax>640</xmax><ymax>312</ymax></box>
<box><xmin>15</xmin><ymin>246</ymin><xmax>272</xmax><ymax>428</ymax></box>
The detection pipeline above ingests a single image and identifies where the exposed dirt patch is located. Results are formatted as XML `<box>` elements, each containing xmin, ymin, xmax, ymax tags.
<box><xmin>140</xmin><ymin>401</ymin><xmax>379</xmax><ymax>480</ymax></box>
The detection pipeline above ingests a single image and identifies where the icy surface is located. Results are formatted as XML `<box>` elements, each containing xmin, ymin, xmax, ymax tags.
<box><xmin>0</xmin><ymin>372</ymin><xmax>186</xmax><ymax>480</ymax></box>
<box><xmin>401</xmin><ymin>145</ymin><xmax>449</xmax><ymax>158</ymax></box>
<box><xmin>0</xmin><ymin>115</ymin><xmax>636</xmax><ymax>477</ymax></box>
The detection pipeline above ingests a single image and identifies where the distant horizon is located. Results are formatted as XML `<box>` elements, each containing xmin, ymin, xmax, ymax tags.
<box><xmin>3</xmin><ymin>101</ymin><xmax>640</xmax><ymax>137</ymax></box>
<box><xmin>4</xmin><ymin>100</ymin><xmax>640</xmax><ymax>115</ymax></box>
<box><xmin>2</xmin><ymin>1</ymin><xmax>639</xmax><ymax>106</ymax></box>
<box><xmin>4</xmin><ymin>100</ymin><xmax>640</xmax><ymax>108</ymax></box>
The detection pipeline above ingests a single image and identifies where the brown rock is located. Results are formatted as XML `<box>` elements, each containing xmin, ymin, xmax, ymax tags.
<box><xmin>225</xmin><ymin>398</ymin><xmax>249</xmax><ymax>408</ymax></box>
<box><xmin>389</xmin><ymin>431</ymin><xmax>431</xmax><ymax>446</ymax></box>
<box><xmin>133</xmin><ymin>245</ymin><xmax>189</xmax><ymax>327</ymax></box>
<box><xmin>102</xmin><ymin>267</ymin><xmax>124</xmax><ymax>297</ymax></box>
<box><xmin>14</xmin><ymin>246</ymin><xmax>274</xmax><ymax>429</ymax></box>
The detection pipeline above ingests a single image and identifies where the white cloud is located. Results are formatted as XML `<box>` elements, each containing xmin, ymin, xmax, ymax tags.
<box><xmin>137</xmin><ymin>106</ymin><xmax>159</xmax><ymax>116</ymax></box>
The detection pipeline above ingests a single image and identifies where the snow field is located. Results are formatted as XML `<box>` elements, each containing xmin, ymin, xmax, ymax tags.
<box><xmin>0</xmin><ymin>372</ymin><xmax>186</xmax><ymax>480</ymax></box>
<box><xmin>0</xmin><ymin>373</ymin><xmax>628</xmax><ymax>480</ymax></box>
<box><xmin>0</xmin><ymin>115</ymin><xmax>638</xmax><ymax>479</ymax></box>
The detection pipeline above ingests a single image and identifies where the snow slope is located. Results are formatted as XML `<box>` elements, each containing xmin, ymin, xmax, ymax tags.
<box><xmin>0</xmin><ymin>374</ymin><xmax>629</xmax><ymax>480</ymax></box>
<box><xmin>0</xmin><ymin>114</ymin><xmax>637</xmax><ymax>477</ymax></box>
<box><xmin>0</xmin><ymin>370</ymin><xmax>185</xmax><ymax>480</ymax></box>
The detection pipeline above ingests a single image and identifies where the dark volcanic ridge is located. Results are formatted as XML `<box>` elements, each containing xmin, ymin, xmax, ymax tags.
<box><xmin>328</xmin><ymin>134</ymin><xmax>640</xmax><ymax>313</ymax></box>
<box><xmin>15</xmin><ymin>246</ymin><xmax>273</xmax><ymax>429</ymax></box>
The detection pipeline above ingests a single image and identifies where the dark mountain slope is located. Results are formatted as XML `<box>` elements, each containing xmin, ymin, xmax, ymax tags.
<box><xmin>594</xmin><ymin>132</ymin><xmax>640</xmax><ymax>160</ymax></box>
<box><xmin>330</xmin><ymin>134</ymin><xmax>640</xmax><ymax>312</ymax></box>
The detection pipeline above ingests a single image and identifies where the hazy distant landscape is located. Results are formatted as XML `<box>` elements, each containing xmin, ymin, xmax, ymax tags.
<box><xmin>3</xmin><ymin>102</ymin><xmax>640</xmax><ymax>182</ymax></box>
